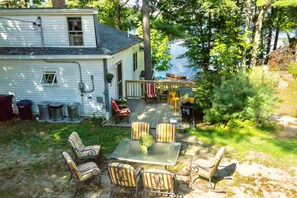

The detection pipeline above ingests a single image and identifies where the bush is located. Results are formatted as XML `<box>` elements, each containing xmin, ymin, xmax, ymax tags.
<box><xmin>288</xmin><ymin>61</ymin><xmax>297</xmax><ymax>79</ymax></box>
<box><xmin>198</xmin><ymin>67</ymin><xmax>279</xmax><ymax>126</ymax></box>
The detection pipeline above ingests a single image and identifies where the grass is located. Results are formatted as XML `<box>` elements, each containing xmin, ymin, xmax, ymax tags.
<box><xmin>188</xmin><ymin>122</ymin><xmax>297</xmax><ymax>168</ymax></box>
<box><xmin>275</xmin><ymin>78</ymin><xmax>297</xmax><ymax>117</ymax></box>
<box><xmin>0</xmin><ymin>117</ymin><xmax>130</xmax><ymax>156</ymax></box>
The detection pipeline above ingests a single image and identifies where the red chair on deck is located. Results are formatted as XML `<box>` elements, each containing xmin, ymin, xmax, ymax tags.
<box><xmin>111</xmin><ymin>99</ymin><xmax>130</xmax><ymax>123</ymax></box>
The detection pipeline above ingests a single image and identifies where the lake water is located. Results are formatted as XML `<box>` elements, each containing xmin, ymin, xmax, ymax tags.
<box><xmin>155</xmin><ymin>40</ymin><xmax>197</xmax><ymax>80</ymax></box>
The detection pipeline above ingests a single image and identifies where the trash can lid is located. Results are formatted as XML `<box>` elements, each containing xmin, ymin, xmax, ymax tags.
<box><xmin>49</xmin><ymin>102</ymin><xmax>64</xmax><ymax>108</ymax></box>
<box><xmin>38</xmin><ymin>101</ymin><xmax>51</xmax><ymax>107</ymax></box>
<box><xmin>0</xmin><ymin>94</ymin><xmax>14</xmax><ymax>101</ymax></box>
<box><xmin>16</xmin><ymin>99</ymin><xmax>32</xmax><ymax>106</ymax></box>
<box><xmin>67</xmin><ymin>102</ymin><xmax>81</xmax><ymax>108</ymax></box>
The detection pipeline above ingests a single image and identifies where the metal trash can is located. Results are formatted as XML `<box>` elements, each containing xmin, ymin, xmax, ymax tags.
<box><xmin>49</xmin><ymin>102</ymin><xmax>64</xmax><ymax>121</ymax></box>
<box><xmin>38</xmin><ymin>101</ymin><xmax>51</xmax><ymax>121</ymax></box>
<box><xmin>16</xmin><ymin>100</ymin><xmax>33</xmax><ymax>120</ymax></box>
<box><xmin>67</xmin><ymin>102</ymin><xmax>81</xmax><ymax>121</ymax></box>
<box><xmin>0</xmin><ymin>94</ymin><xmax>14</xmax><ymax>121</ymax></box>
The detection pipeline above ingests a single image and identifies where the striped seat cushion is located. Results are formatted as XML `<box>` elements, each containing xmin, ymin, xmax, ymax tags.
<box><xmin>108</xmin><ymin>162</ymin><xmax>137</xmax><ymax>187</ymax></box>
<box><xmin>68</xmin><ymin>131</ymin><xmax>85</xmax><ymax>152</ymax></box>
<box><xmin>145</xmin><ymin>83</ymin><xmax>157</xmax><ymax>98</ymax></box>
<box><xmin>77</xmin><ymin>162</ymin><xmax>101</xmax><ymax>181</ymax></box>
<box><xmin>77</xmin><ymin>145</ymin><xmax>100</xmax><ymax>159</ymax></box>
<box><xmin>142</xmin><ymin>170</ymin><xmax>174</xmax><ymax>191</ymax></box>
<box><xmin>62</xmin><ymin>152</ymin><xmax>100</xmax><ymax>182</ymax></box>
<box><xmin>156</xmin><ymin>123</ymin><xmax>175</xmax><ymax>142</ymax></box>
<box><xmin>131</xmin><ymin>122</ymin><xmax>150</xmax><ymax>140</ymax></box>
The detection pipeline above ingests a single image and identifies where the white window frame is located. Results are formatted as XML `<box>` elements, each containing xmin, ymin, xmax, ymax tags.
<box><xmin>40</xmin><ymin>71</ymin><xmax>58</xmax><ymax>86</ymax></box>
<box><xmin>67</xmin><ymin>17</ymin><xmax>84</xmax><ymax>46</ymax></box>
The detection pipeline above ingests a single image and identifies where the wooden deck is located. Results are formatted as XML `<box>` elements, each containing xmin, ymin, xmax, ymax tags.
<box><xmin>104</xmin><ymin>99</ymin><xmax>193</xmax><ymax>129</ymax></box>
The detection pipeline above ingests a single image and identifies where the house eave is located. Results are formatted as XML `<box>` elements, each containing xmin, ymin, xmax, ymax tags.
<box><xmin>0</xmin><ymin>8</ymin><xmax>98</xmax><ymax>16</ymax></box>
<box><xmin>0</xmin><ymin>55</ymin><xmax>113</xmax><ymax>60</ymax></box>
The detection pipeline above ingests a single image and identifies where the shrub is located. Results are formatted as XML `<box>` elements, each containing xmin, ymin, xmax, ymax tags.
<box><xmin>199</xmin><ymin>67</ymin><xmax>279</xmax><ymax>126</ymax></box>
<box><xmin>288</xmin><ymin>61</ymin><xmax>297</xmax><ymax>79</ymax></box>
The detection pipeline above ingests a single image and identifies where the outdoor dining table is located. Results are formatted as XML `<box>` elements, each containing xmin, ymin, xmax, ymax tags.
<box><xmin>109</xmin><ymin>139</ymin><xmax>181</xmax><ymax>166</ymax></box>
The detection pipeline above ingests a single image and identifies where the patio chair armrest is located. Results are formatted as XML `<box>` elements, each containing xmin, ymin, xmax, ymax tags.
<box><xmin>91</xmin><ymin>169</ymin><xmax>101</xmax><ymax>176</ymax></box>
<box><xmin>192</xmin><ymin>162</ymin><xmax>214</xmax><ymax>171</ymax></box>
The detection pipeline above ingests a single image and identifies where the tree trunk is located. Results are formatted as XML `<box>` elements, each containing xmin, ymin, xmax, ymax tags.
<box><xmin>250</xmin><ymin>0</ymin><xmax>273</xmax><ymax>68</ymax></box>
<box><xmin>265</xmin><ymin>8</ymin><xmax>274</xmax><ymax>64</ymax></box>
<box><xmin>273</xmin><ymin>9</ymin><xmax>280</xmax><ymax>50</ymax></box>
<box><xmin>142</xmin><ymin>0</ymin><xmax>152</xmax><ymax>80</ymax></box>
<box><xmin>242</xmin><ymin>0</ymin><xmax>251</xmax><ymax>67</ymax></box>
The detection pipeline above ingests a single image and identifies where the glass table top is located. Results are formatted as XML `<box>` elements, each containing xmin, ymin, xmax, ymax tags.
<box><xmin>109</xmin><ymin>139</ymin><xmax>181</xmax><ymax>166</ymax></box>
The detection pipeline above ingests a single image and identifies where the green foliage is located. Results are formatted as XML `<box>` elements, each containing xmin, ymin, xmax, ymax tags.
<box><xmin>288</xmin><ymin>61</ymin><xmax>297</xmax><ymax>79</ymax></box>
<box><xmin>136</xmin><ymin>22</ymin><xmax>172</xmax><ymax>72</ymax></box>
<box><xmin>139</xmin><ymin>134</ymin><xmax>155</xmax><ymax>148</ymax></box>
<box><xmin>200</xmin><ymin>67</ymin><xmax>279</xmax><ymax>126</ymax></box>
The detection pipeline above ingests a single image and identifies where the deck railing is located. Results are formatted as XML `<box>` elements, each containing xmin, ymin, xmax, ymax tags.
<box><xmin>125</xmin><ymin>80</ymin><xmax>194</xmax><ymax>98</ymax></box>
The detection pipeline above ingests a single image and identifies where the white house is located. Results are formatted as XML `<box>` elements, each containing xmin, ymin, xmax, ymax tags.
<box><xmin>0</xmin><ymin>7</ymin><xmax>144</xmax><ymax>119</ymax></box>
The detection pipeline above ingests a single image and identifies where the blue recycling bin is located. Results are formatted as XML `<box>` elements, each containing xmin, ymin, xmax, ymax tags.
<box><xmin>16</xmin><ymin>100</ymin><xmax>33</xmax><ymax>120</ymax></box>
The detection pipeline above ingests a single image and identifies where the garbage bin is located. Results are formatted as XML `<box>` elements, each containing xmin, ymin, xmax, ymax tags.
<box><xmin>49</xmin><ymin>102</ymin><xmax>64</xmax><ymax>121</ymax></box>
<box><xmin>38</xmin><ymin>101</ymin><xmax>51</xmax><ymax>121</ymax></box>
<box><xmin>0</xmin><ymin>94</ymin><xmax>14</xmax><ymax>121</ymax></box>
<box><xmin>16</xmin><ymin>100</ymin><xmax>33</xmax><ymax>120</ymax></box>
<box><xmin>67</xmin><ymin>102</ymin><xmax>81</xmax><ymax>121</ymax></box>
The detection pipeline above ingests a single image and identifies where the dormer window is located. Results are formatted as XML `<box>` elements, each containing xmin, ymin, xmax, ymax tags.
<box><xmin>68</xmin><ymin>17</ymin><xmax>83</xmax><ymax>46</ymax></box>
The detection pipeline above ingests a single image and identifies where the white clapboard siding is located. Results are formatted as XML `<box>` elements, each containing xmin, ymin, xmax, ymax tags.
<box><xmin>0</xmin><ymin>15</ymin><xmax>96</xmax><ymax>47</ymax></box>
<box><xmin>0</xmin><ymin>59</ymin><xmax>105</xmax><ymax>115</ymax></box>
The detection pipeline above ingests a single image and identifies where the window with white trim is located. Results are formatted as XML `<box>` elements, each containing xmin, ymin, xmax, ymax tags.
<box><xmin>40</xmin><ymin>71</ymin><xmax>57</xmax><ymax>85</ymax></box>
<box><xmin>133</xmin><ymin>52</ymin><xmax>138</xmax><ymax>71</ymax></box>
<box><xmin>67</xmin><ymin>17</ymin><xmax>83</xmax><ymax>46</ymax></box>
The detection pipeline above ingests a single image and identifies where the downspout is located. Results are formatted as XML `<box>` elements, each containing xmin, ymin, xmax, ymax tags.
<box><xmin>103</xmin><ymin>59</ymin><xmax>110</xmax><ymax>112</ymax></box>
<box><xmin>44</xmin><ymin>60</ymin><xmax>91</xmax><ymax>115</ymax></box>
<box><xmin>38</xmin><ymin>16</ymin><xmax>45</xmax><ymax>50</ymax></box>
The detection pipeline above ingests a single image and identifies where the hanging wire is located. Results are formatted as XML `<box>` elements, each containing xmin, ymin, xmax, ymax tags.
<box><xmin>0</xmin><ymin>16</ymin><xmax>41</xmax><ymax>35</ymax></box>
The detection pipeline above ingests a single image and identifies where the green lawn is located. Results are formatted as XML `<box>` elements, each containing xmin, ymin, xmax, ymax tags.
<box><xmin>188</xmin><ymin>122</ymin><xmax>297</xmax><ymax>168</ymax></box>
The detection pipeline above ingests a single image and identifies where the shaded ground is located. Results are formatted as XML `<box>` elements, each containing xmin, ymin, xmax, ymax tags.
<box><xmin>0</xmin><ymin>126</ymin><xmax>296</xmax><ymax>197</ymax></box>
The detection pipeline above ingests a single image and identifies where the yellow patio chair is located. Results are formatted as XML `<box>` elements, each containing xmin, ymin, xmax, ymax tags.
<box><xmin>61</xmin><ymin>151</ymin><xmax>101</xmax><ymax>196</ymax></box>
<box><xmin>108</xmin><ymin>162</ymin><xmax>143</xmax><ymax>198</ymax></box>
<box><xmin>156</xmin><ymin>123</ymin><xmax>175</xmax><ymax>143</ymax></box>
<box><xmin>142</xmin><ymin>169</ymin><xmax>177</xmax><ymax>198</ymax></box>
<box><xmin>68</xmin><ymin>131</ymin><xmax>101</xmax><ymax>163</ymax></box>
<box><xmin>131</xmin><ymin>121</ymin><xmax>150</xmax><ymax>140</ymax></box>
<box><xmin>191</xmin><ymin>147</ymin><xmax>226</xmax><ymax>189</ymax></box>
<box><xmin>145</xmin><ymin>83</ymin><xmax>158</xmax><ymax>102</ymax></box>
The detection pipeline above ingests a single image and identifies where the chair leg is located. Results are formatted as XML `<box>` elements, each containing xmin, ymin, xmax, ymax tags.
<box><xmin>75</xmin><ymin>182</ymin><xmax>81</xmax><ymax>197</ymax></box>
<box><xmin>127</xmin><ymin>116</ymin><xmax>129</xmax><ymax>123</ymax></box>
<box><xmin>209</xmin><ymin>177</ymin><xmax>215</xmax><ymax>189</ymax></box>
<box><xmin>68</xmin><ymin>173</ymin><xmax>73</xmax><ymax>185</ymax></box>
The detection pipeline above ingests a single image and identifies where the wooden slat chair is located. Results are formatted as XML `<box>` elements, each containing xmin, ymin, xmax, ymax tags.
<box><xmin>155</xmin><ymin>123</ymin><xmax>175</xmax><ymax>143</ymax></box>
<box><xmin>111</xmin><ymin>99</ymin><xmax>130</xmax><ymax>123</ymax></box>
<box><xmin>61</xmin><ymin>152</ymin><xmax>101</xmax><ymax>196</ymax></box>
<box><xmin>68</xmin><ymin>131</ymin><xmax>101</xmax><ymax>163</ymax></box>
<box><xmin>108</xmin><ymin>162</ymin><xmax>143</xmax><ymax>198</ymax></box>
<box><xmin>144</xmin><ymin>83</ymin><xmax>158</xmax><ymax>103</ymax></box>
<box><xmin>142</xmin><ymin>169</ymin><xmax>177</xmax><ymax>198</ymax></box>
<box><xmin>191</xmin><ymin>147</ymin><xmax>226</xmax><ymax>189</ymax></box>
<box><xmin>131</xmin><ymin>121</ymin><xmax>150</xmax><ymax>140</ymax></box>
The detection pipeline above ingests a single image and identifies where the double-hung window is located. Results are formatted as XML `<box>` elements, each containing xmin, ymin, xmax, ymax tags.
<box><xmin>40</xmin><ymin>71</ymin><xmax>57</xmax><ymax>86</ymax></box>
<box><xmin>68</xmin><ymin>17</ymin><xmax>83</xmax><ymax>46</ymax></box>
<box><xmin>133</xmin><ymin>52</ymin><xmax>138</xmax><ymax>71</ymax></box>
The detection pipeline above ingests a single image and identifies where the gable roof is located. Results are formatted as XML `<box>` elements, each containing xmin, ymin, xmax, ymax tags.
<box><xmin>0</xmin><ymin>22</ymin><xmax>142</xmax><ymax>57</ymax></box>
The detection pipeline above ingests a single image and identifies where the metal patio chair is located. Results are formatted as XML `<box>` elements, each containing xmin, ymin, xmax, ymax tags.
<box><xmin>131</xmin><ymin>121</ymin><xmax>150</xmax><ymax>140</ymax></box>
<box><xmin>142</xmin><ymin>169</ymin><xmax>177</xmax><ymax>198</ymax></box>
<box><xmin>108</xmin><ymin>162</ymin><xmax>143</xmax><ymax>198</ymax></box>
<box><xmin>61</xmin><ymin>151</ymin><xmax>101</xmax><ymax>196</ymax></box>
<box><xmin>68</xmin><ymin>131</ymin><xmax>101</xmax><ymax>163</ymax></box>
